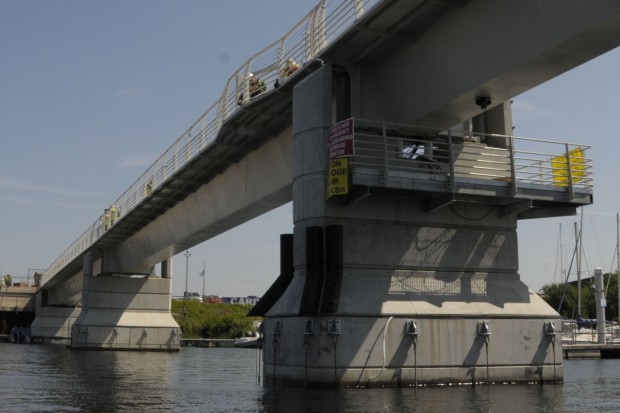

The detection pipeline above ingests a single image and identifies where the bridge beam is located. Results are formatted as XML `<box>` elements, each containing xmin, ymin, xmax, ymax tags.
<box><xmin>101</xmin><ymin>128</ymin><xmax>293</xmax><ymax>275</ymax></box>
<box><xmin>261</xmin><ymin>63</ymin><xmax>561</xmax><ymax>387</ymax></box>
<box><xmin>353</xmin><ymin>0</ymin><xmax>620</xmax><ymax>129</ymax></box>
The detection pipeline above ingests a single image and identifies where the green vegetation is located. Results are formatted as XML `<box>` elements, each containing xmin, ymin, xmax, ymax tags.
<box><xmin>171</xmin><ymin>300</ymin><xmax>262</xmax><ymax>339</ymax></box>
<box><xmin>539</xmin><ymin>272</ymin><xmax>618</xmax><ymax>320</ymax></box>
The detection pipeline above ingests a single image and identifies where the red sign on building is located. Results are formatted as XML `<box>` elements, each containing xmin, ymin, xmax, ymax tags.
<box><xmin>328</xmin><ymin>118</ymin><xmax>354</xmax><ymax>159</ymax></box>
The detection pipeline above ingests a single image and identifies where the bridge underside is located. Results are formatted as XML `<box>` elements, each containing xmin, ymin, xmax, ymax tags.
<box><xmin>324</xmin><ymin>0</ymin><xmax>620</xmax><ymax>129</ymax></box>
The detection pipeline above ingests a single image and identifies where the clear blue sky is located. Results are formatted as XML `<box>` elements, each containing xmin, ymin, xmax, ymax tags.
<box><xmin>1</xmin><ymin>1</ymin><xmax>619</xmax><ymax>297</ymax></box>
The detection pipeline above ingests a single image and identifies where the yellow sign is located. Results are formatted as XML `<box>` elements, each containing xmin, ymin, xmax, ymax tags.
<box><xmin>551</xmin><ymin>147</ymin><xmax>585</xmax><ymax>187</ymax></box>
<box><xmin>327</xmin><ymin>158</ymin><xmax>349</xmax><ymax>198</ymax></box>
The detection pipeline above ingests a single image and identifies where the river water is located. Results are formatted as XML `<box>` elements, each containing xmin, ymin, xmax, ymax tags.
<box><xmin>1</xmin><ymin>343</ymin><xmax>619</xmax><ymax>413</ymax></box>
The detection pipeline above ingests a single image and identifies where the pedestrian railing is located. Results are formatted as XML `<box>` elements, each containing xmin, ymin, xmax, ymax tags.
<box><xmin>41</xmin><ymin>0</ymin><xmax>381</xmax><ymax>285</ymax></box>
<box><xmin>561</xmin><ymin>319</ymin><xmax>619</xmax><ymax>344</ymax></box>
<box><xmin>349</xmin><ymin>118</ymin><xmax>593</xmax><ymax>196</ymax></box>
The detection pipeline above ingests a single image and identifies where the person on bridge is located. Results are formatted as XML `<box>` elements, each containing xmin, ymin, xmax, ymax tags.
<box><xmin>145</xmin><ymin>179</ymin><xmax>153</xmax><ymax>196</ymax></box>
<box><xmin>237</xmin><ymin>73</ymin><xmax>266</xmax><ymax>105</ymax></box>
<box><xmin>282</xmin><ymin>58</ymin><xmax>299</xmax><ymax>78</ymax></box>
<box><xmin>274</xmin><ymin>58</ymin><xmax>300</xmax><ymax>89</ymax></box>
<box><xmin>4</xmin><ymin>273</ymin><xmax>12</xmax><ymax>287</ymax></box>
<box><xmin>104</xmin><ymin>208</ymin><xmax>110</xmax><ymax>231</ymax></box>
<box><xmin>248</xmin><ymin>73</ymin><xmax>266</xmax><ymax>98</ymax></box>
<box><xmin>110</xmin><ymin>205</ymin><xmax>118</xmax><ymax>225</ymax></box>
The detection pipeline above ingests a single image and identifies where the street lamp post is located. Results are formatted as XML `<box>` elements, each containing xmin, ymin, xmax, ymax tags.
<box><xmin>184</xmin><ymin>250</ymin><xmax>191</xmax><ymax>299</ymax></box>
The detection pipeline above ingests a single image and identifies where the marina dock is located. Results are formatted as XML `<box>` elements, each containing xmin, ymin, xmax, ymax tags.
<box><xmin>563</xmin><ymin>343</ymin><xmax>620</xmax><ymax>359</ymax></box>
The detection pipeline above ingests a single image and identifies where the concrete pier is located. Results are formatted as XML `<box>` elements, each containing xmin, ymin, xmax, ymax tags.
<box><xmin>70</xmin><ymin>275</ymin><xmax>180</xmax><ymax>351</ymax></box>
<box><xmin>260</xmin><ymin>64</ymin><xmax>563</xmax><ymax>386</ymax></box>
<box><xmin>29</xmin><ymin>304</ymin><xmax>79</xmax><ymax>344</ymax></box>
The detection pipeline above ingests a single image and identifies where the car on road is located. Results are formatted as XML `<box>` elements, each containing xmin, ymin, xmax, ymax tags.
<box><xmin>205</xmin><ymin>295</ymin><xmax>222</xmax><ymax>303</ymax></box>
<box><xmin>185</xmin><ymin>292</ymin><xmax>202</xmax><ymax>301</ymax></box>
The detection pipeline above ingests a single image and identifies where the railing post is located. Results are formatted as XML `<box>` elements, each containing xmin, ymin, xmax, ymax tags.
<box><xmin>306</xmin><ymin>0</ymin><xmax>327</xmax><ymax>61</ymax></box>
<box><xmin>219</xmin><ymin>81</ymin><xmax>231</xmax><ymax>126</ymax></box>
<box><xmin>216</xmin><ymin>102</ymin><xmax>225</xmax><ymax>138</ymax></box>
<box><xmin>448</xmin><ymin>130</ymin><xmax>455</xmax><ymax>193</ymax></box>
<box><xmin>173</xmin><ymin>141</ymin><xmax>180</xmax><ymax>173</ymax></box>
<box><xmin>185</xmin><ymin>132</ymin><xmax>192</xmax><ymax>162</ymax></box>
<box><xmin>238</xmin><ymin>60</ymin><xmax>252</xmax><ymax>106</ymax></box>
<box><xmin>565</xmin><ymin>143</ymin><xmax>575</xmax><ymax>201</ymax></box>
<box><xmin>508</xmin><ymin>135</ymin><xmax>518</xmax><ymax>196</ymax></box>
<box><xmin>199</xmin><ymin>117</ymin><xmax>206</xmax><ymax>150</ymax></box>
<box><xmin>277</xmin><ymin>38</ymin><xmax>286</xmax><ymax>82</ymax></box>
<box><xmin>354</xmin><ymin>0</ymin><xmax>365</xmax><ymax>18</ymax></box>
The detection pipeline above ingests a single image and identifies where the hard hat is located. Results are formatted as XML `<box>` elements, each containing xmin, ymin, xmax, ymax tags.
<box><xmin>248</xmin><ymin>72</ymin><xmax>255</xmax><ymax>78</ymax></box>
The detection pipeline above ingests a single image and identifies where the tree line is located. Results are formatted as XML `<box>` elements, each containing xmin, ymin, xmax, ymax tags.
<box><xmin>171</xmin><ymin>300</ymin><xmax>261</xmax><ymax>339</ymax></box>
<box><xmin>539</xmin><ymin>272</ymin><xmax>619</xmax><ymax>321</ymax></box>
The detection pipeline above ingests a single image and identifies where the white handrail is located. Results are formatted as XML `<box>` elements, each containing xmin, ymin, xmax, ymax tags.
<box><xmin>349</xmin><ymin>118</ymin><xmax>593</xmax><ymax>191</ymax></box>
<box><xmin>42</xmin><ymin>0</ymin><xmax>381</xmax><ymax>284</ymax></box>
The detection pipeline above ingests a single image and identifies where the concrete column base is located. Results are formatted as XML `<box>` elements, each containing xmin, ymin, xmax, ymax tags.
<box><xmin>71</xmin><ymin>321</ymin><xmax>180</xmax><ymax>351</ymax></box>
<box><xmin>30</xmin><ymin>305</ymin><xmax>81</xmax><ymax>344</ymax></box>
<box><xmin>262</xmin><ymin>313</ymin><xmax>562</xmax><ymax>387</ymax></box>
<box><xmin>70</xmin><ymin>275</ymin><xmax>180</xmax><ymax>351</ymax></box>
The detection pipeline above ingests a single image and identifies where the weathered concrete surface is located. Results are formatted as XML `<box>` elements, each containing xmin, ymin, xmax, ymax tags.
<box><xmin>71</xmin><ymin>275</ymin><xmax>180</xmax><ymax>351</ymax></box>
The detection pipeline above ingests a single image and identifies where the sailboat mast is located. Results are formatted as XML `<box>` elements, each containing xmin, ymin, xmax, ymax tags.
<box><xmin>559</xmin><ymin>223</ymin><xmax>564</xmax><ymax>285</ymax></box>
<box><xmin>575</xmin><ymin>221</ymin><xmax>582</xmax><ymax>318</ymax></box>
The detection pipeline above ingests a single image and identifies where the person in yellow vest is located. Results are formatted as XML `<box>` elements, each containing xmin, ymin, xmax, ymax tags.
<box><xmin>110</xmin><ymin>205</ymin><xmax>118</xmax><ymax>225</ymax></box>
<box><xmin>238</xmin><ymin>73</ymin><xmax>266</xmax><ymax>105</ymax></box>
<box><xmin>4</xmin><ymin>273</ymin><xmax>12</xmax><ymax>287</ymax></box>
<box><xmin>248</xmin><ymin>73</ymin><xmax>266</xmax><ymax>98</ymax></box>
<box><xmin>104</xmin><ymin>209</ymin><xmax>110</xmax><ymax>230</ymax></box>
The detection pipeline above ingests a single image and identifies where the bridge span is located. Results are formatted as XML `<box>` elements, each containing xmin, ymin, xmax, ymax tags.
<box><xmin>31</xmin><ymin>0</ymin><xmax>620</xmax><ymax>385</ymax></box>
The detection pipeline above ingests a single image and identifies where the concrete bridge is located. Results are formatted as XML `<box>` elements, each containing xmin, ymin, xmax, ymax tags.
<box><xmin>30</xmin><ymin>0</ymin><xmax>620</xmax><ymax>385</ymax></box>
<box><xmin>0</xmin><ymin>284</ymin><xmax>36</xmax><ymax>335</ymax></box>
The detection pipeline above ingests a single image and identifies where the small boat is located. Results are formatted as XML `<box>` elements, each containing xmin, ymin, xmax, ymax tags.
<box><xmin>234</xmin><ymin>321</ymin><xmax>263</xmax><ymax>348</ymax></box>
<box><xmin>234</xmin><ymin>335</ymin><xmax>261</xmax><ymax>348</ymax></box>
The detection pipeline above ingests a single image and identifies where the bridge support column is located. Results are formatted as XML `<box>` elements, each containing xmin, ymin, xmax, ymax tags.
<box><xmin>70</xmin><ymin>251</ymin><xmax>180</xmax><ymax>351</ymax></box>
<box><xmin>161</xmin><ymin>258</ymin><xmax>172</xmax><ymax>278</ymax></box>
<box><xmin>29</xmin><ymin>302</ymin><xmax>80</xmax><ymax>344</ymax></box>
<box><xmin>261</xmin><ymin>64</ymin><xmax>561</xmax><ymax>386</ymax></box>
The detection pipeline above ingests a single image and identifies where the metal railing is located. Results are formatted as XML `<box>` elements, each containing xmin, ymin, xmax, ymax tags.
<box><xmin>561</xmin><ymin>319</ymin><xmax>619</xmax><ymax>344</ymax></box>
<box><xmin>350</xmin><ymin>118</ymin><xmax>593</xmax><ymax>194</ymax></box>
<box><xmin>1</xmin><ymin>276</ymin><xmax>39</xmax><ymax>288</ymax></box>
<box><xmin>42</xmin><ymin>0</ymin><xmax>380</xmax><ymax>284</ymax></box>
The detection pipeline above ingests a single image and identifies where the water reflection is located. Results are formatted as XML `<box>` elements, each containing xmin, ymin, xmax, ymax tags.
<box><xmin>2</xmin><ymin>344</ymin><xmax>619</xmax><ymax>413</ymax></box>
<box><xmin>70</xmin><ymin>351</ymin><xmax>173</xmax><ymax>412</ymax></box>
<box><xmin>259</xmin><ymin>384</ymin><xmax>565</xmax><ymax>413</ymax></box>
